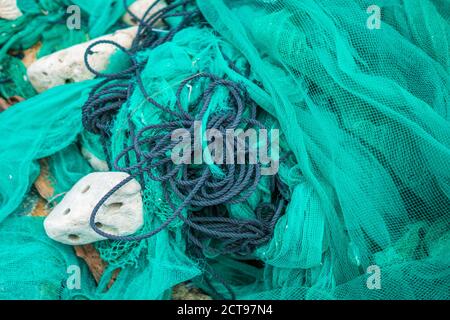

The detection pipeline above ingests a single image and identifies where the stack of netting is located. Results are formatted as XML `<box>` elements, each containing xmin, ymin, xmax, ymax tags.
<box><xmin>0</xmin><ymin>0</ymin><xmax>449</xmax><ymax>300</ymax></box>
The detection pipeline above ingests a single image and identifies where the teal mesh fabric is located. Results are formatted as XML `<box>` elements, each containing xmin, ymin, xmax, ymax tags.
<box><xmin>48</xmin><ymin>144</ymin><xmax>93</xmax><ymax>196</ymax></box>
<box><xmin>0</xmin><ymin>0</ymin><xmax>448</xmax><ymax>300</ymax></box>
<box><xmin>194</xmin><ymin>0</ymin><xmax>450</xmax><ymax>299</ymax></box>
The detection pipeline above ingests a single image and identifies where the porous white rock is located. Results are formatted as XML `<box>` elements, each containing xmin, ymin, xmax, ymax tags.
<box><xmin>0</xmin><ymin>0</ymin><xmax>22</xmax><ymax>20</ymax></box>
<box><xmin>123</xmin><ymin>0</ymin><xmax>166</xmax><ymax>26</ymax></box>
<box><xmin>81</xmin><ymin>147</ymin><xmax>109</xmax><ymax>172</ymax></box>
<box><xmin>44</xmin><ymin>172</ymin><xmax>143</xmax><ymax>245</ymax></box>
<box><xmin>27</xmin><ymin>27</ymin><xmax>138</xmax><ymax>92</ymax></box>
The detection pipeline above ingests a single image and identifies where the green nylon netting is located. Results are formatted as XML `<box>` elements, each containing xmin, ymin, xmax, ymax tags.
<box><xmin>0</xmin><ymin>0</ymin><xmax>135</xmax><ymax>100</ymax></box>
<box><xmin>0</xmin><ymin>0</ymin><xmax>449</xmax><ymax>300</ymax></box>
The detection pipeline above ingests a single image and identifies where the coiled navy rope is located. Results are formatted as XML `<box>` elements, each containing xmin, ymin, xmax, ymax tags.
<box><xmin>81</xmin><ymin>0</ymin><xmax>288</xmax><ymax>299</ymax></box>
<box><xmin>82</xmin><ymin>0</ymin><xmax>200</xmax><ymax>141</ymax></box>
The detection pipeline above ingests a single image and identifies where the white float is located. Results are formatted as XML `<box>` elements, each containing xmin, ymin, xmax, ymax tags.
<box><xmin>44</xmin><ymin>172</ymin><xmax>144</xmax><ymax>245</ymax></box>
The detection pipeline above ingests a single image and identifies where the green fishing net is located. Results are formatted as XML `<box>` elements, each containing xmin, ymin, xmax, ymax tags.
<box><xmin>0</xmin><ymin>0</ymin><xmax>449</xmax><ymax>300</ymax></box>
<box><xmin>0</xmin><ymin>0</ymin><xmax>135</xmax><ymax>100</ymax></box>
<box><xmin>0</xmin><ymin>215</ymin><xmax>96</xmax><ymax>299</ymax></box>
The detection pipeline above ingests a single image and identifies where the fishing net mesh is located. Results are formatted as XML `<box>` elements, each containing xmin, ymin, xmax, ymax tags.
<box><xmin>0</xmin><ymin>215</ymin><xmax>96</xmax><ymax>299</ymax></box>
<box><xmin>0</xmin><ymin>0</ymin><xmax>449</xmax><ymax>299</ymax></box>
<box><xmin>0</xmin><ymin>0</ymin><xmax>134</xmax><ymax>99</ymax></box>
